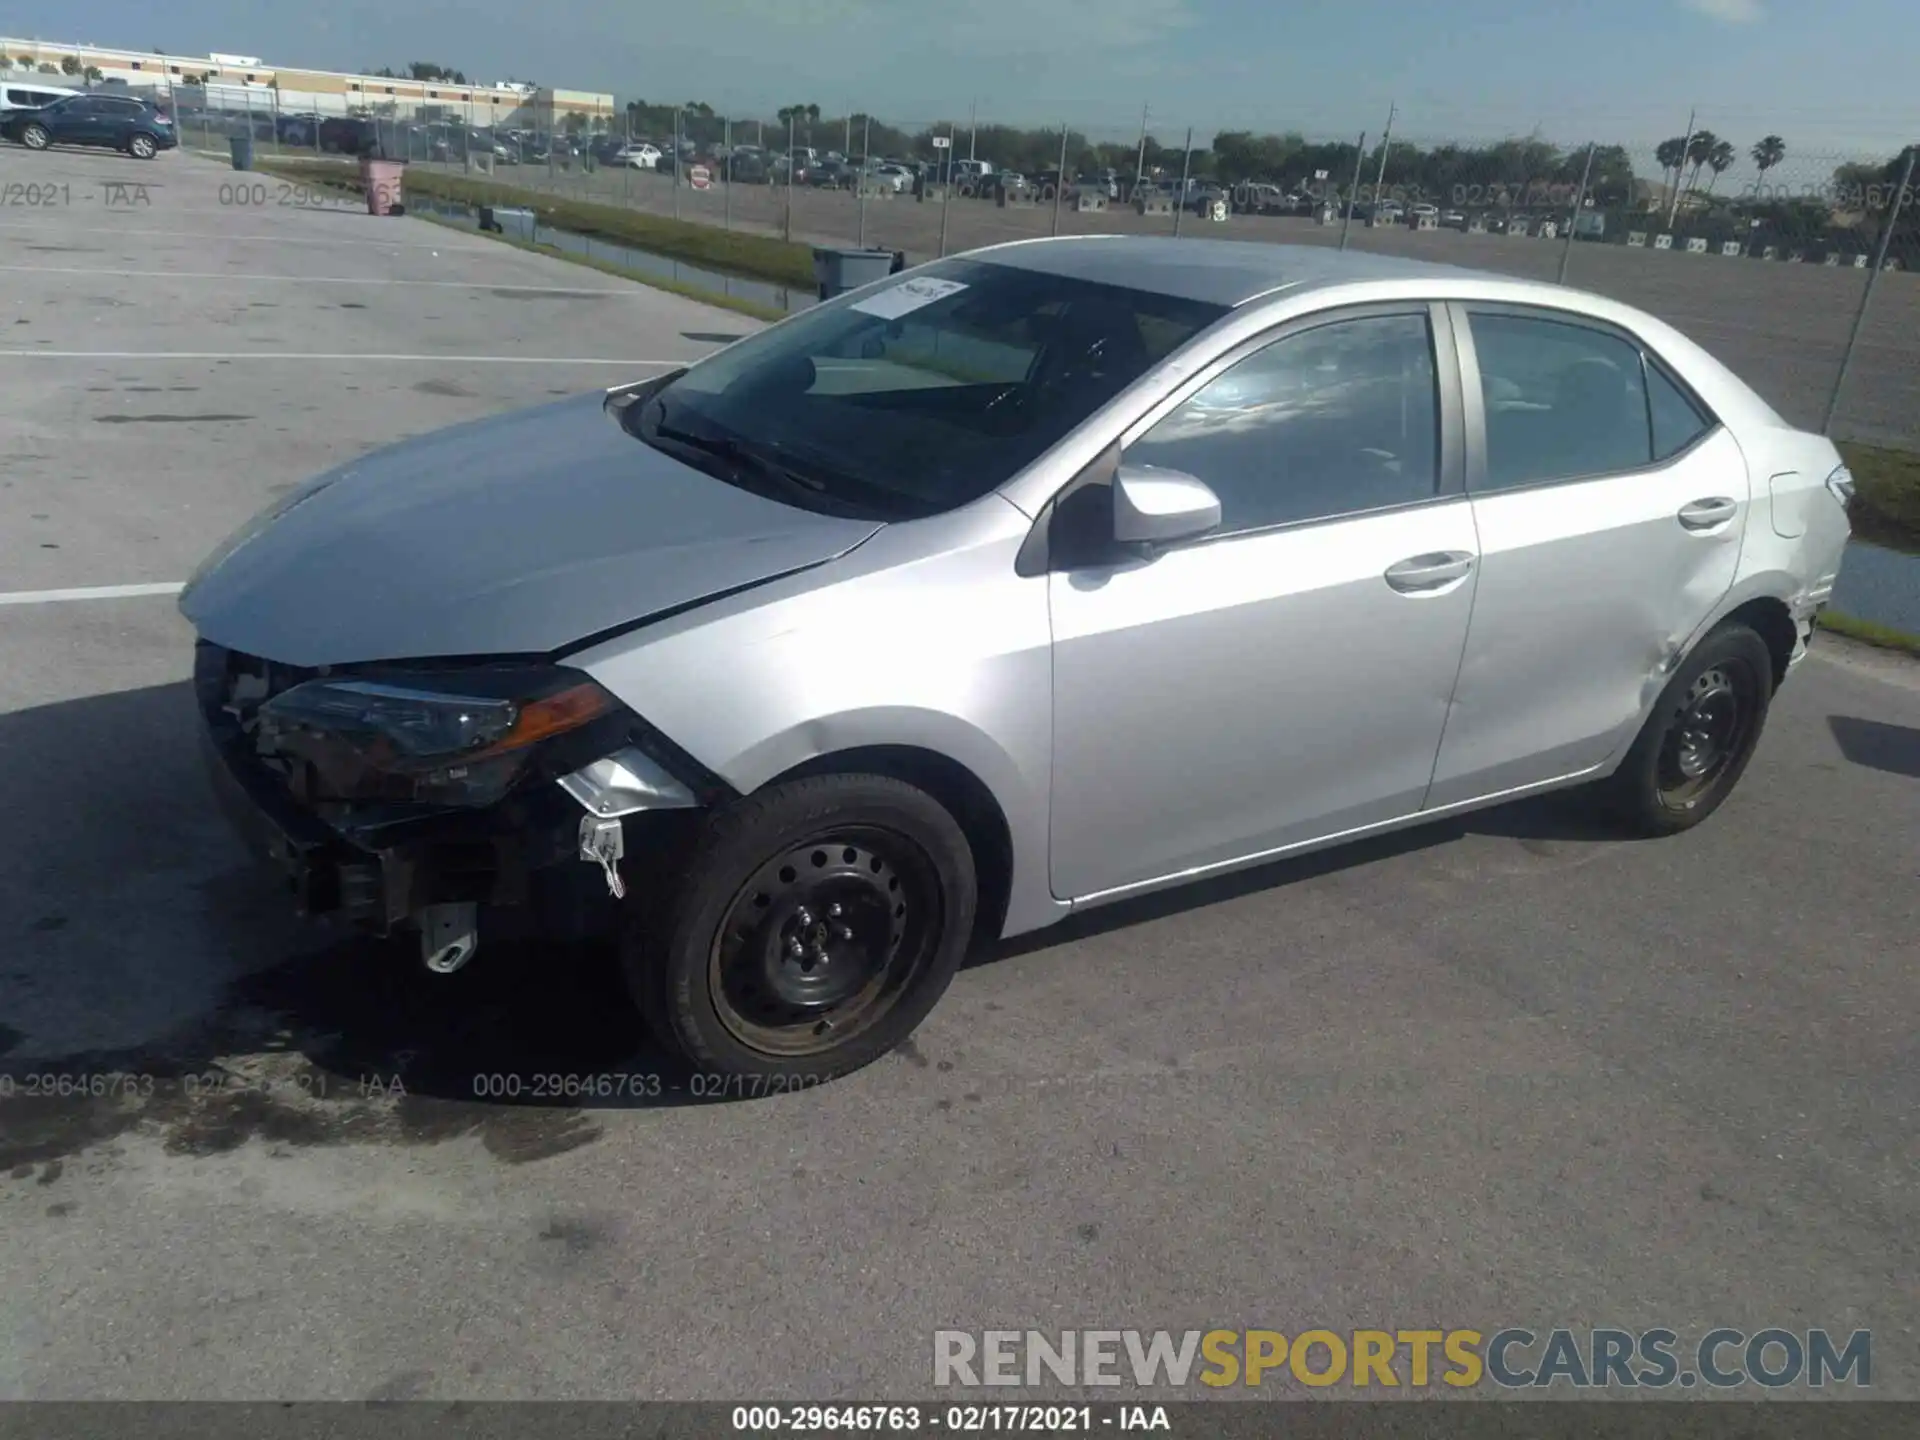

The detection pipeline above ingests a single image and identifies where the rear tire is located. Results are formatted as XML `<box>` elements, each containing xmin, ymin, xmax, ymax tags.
<box><xmin>21</xmin><ymin>124</ymin><xmax>49</xmax><ymax>151</ymax></box>
<box><xmin>1597</xmin><ymin>621</ymin><xmax>1773</xmax><ymax>836</ymax></box>
<box><xmin>128</xmin><ymin>133</ymin><xmax>157</xmax><ymax>160</ymax></box>
<box><xmin>623</xmin><ymin>774</ymin><xmax>977</xmax><ymax>1084</ymax></box>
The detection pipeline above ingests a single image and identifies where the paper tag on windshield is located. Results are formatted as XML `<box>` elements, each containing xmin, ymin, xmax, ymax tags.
<box><xmin>851</xmin><ymin>276</ymin><xmax>968</xmax><ymax>320</ymax></box>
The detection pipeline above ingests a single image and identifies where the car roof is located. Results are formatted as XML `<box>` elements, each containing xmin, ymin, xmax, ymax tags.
<box><xmin>967</xmin><ymin>235</ymin><xmax>1499</xmax><ymax>309</ymax></box>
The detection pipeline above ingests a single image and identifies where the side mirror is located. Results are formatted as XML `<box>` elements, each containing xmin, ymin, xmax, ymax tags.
<box><xmin>1112</xmin><ymin>464</ymin><xmax>1221</xmax><ymax>547</ymax></box>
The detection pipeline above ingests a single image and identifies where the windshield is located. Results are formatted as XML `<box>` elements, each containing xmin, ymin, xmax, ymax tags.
<box><xmin>637</xmin><ymin>258</ymin><xmax>1228</xmax><ymax>520</ymax></box>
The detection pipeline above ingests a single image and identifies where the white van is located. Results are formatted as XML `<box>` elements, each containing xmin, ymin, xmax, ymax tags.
<box><xmin>0</xmin><ymin>80</ymin><xmax>80</xmax><ymax>113</ymax></box>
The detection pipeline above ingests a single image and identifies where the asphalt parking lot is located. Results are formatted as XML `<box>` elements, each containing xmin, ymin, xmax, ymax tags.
<box><xmin>2</xmin><ymin>144</ymin><xmax>1919</xmax><ymax>1403</ymax></box>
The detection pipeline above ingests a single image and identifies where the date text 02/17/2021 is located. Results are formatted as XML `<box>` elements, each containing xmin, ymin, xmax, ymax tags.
<box><xmin>730</xmin><ymin>1406</ymin><xmax>1168</xmax><ymax>1432</ymax></box>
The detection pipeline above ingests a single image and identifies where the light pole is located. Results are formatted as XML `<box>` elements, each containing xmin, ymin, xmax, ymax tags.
<box><xmin>1825</xmin><ymin>143</ymin><xmax>1917</xmax><ymax>432</ymax></box>
<box><xmin>1051</xmin><ymin>123</ymin><xmax>1068</xmax><ymax>237</ymax></box>
<box><xmin>1338</xmin><ymin>130</ymin><xmax>1367</xmax><ymax>251</ymax></box>
<box><xmin>1172</xmin><ymin>127</ymin><xmax>1193</xmax><ymax>237</ymax></box>
<box><xmin>1666</xmin><ymin>107</ymin><xmax>1696</xmax><ymax>230</ymax></box>
<box><xmin>1557</xmin><ymin>141</ymin><xmax>1597</xmax><ymax>284</ymax></box>
<box><xmin>1371</xmin><ymin>100</ymin><xmax>1395</xmax><ymax>208</ymax></box>
<box><xmin>1133</xmin><ymin>102</ymin><xmax>1149</xmax><ymax>192</ymax></box>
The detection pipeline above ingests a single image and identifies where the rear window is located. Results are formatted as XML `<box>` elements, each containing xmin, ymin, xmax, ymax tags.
<box><xmin>643</xmin><ymin>258</ymin><xmax>1228</xmax><ymax>519</ymax></box>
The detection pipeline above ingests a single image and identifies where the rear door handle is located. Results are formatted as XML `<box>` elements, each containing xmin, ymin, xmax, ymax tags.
<box><xmin>1384</xmin><ymin>551</ymin><xmax>1476</xmax><ymax>593</ymax></box>
<box><xmin>1678</xmin><ymin>497</ymin><xmax>1738</xmax><ymax>531</ymax></box>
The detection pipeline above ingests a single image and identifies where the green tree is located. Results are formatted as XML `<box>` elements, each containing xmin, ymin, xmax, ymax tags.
<box><xmin>1655</xmin><ymin>136</ymin><xmax>1688</xmax><ymax>208</ymax></box>
<box><xmin>1702</xmin><ymin>138</ymin><xmax>1736</xmax><ymax>197</ymax></box>
<box><xmin>1681</xmin><ymin>129</ymin><xmax>1722</xmax><ymax>199</ymax></box>
<box><xmin>407</xmin><ymin>62</ymin><xmax>470</xmax><ymax>85</ymax></box>
<box><xmin>1751</xmin><ymin>134</ymin><xmax>1785</xmax><ymax>176</ymax></box>
<box><xmin>60</xmin><ymin>54</ymin><xmax>81</xmax><ymax>75</ymax></box>
<box><xmin>83</xmin><ymin>65</ymin><xmax>102</xmax><ymax>81</ymax></box>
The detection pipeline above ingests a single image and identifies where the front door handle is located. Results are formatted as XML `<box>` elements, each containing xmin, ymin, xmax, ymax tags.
<box><xmin>1384</xmin><ymin>551</ymin><xmax>1476</xmax><ymax>593</ymax></box>
<box><xmin>1678</xmin><ymin>497</ymin><xmax>1738</xmax><ymax>531</ymax></box>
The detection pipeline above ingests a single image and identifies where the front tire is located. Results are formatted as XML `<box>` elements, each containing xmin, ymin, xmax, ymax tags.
<box><xmin>21</xmin><ymin>123</ymin><xmax>50</xmax><ymax>151</ymax></box>
<box><xmin>1599</xmin><ymin>621</ymin><xmax>1774</xmax><ymax>836</ymax></box>
<box><xmin>625</xmin><ymin>774</ymin><xmax>977</xmax><ymax>1083</ymax></box>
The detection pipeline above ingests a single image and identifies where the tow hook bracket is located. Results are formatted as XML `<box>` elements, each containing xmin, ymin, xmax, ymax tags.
<box><xmin>420</xmin><ymin>902</ymin><xmax>479</xmax><ymax>974</ymax></box>
<box><xmin>580</xmin><ymin>815</ymin><xmax>626</xmax><ymax>900</ymax></box>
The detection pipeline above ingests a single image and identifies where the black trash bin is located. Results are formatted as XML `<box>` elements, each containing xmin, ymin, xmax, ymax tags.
<box><xmin>229</xmin><ymin>135</ymin><xmax>254</xmax><ymax>171</ymax></box>
<box><xmin>812</xmin><ymin>246</ymin><xmax>905</xmax><ymax>302</ymax></box>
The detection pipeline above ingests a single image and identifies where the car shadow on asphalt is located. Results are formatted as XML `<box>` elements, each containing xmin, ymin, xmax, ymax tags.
<box><xmin>0</xmin><ymin>681</ymin><xmax>751</xmax><ymax>1174</ymax></box>
<box><xmin>1827</xmin><ymin>714</ymin><xmax>1920</xmax><ymax>779</ymax></box>
<box><xmin>0</xmin><ymin>679</ymin><xmax>1632</xmax><ymax>1169</ymax></box>
<box><xmin>976</xmin><ymin>788</ymin><xmax>1623</xmax><ymax>964</ymax></box>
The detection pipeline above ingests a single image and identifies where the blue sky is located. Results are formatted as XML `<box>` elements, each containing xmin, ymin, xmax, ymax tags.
<box><xmin>22</xmin><ymin>0</ymin><xmax>1912</xmax><ymax>164</ymax></box>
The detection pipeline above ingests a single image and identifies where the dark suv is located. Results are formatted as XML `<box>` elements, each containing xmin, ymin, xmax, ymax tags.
<box><xmin>2</xmin><ymin>94</ymin><xmax>176</xmax><ymax>159</ymax></box>
<box><xmin>318</xmin><ymin>116</ymin><xmax>382</xmax><ymax>156</ymax></box>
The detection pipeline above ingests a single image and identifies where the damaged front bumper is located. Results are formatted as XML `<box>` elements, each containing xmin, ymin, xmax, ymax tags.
<box><xmin>193</xmin><ymin>640</ymin><xmax>718</xmax><ymax>959</ymax></box>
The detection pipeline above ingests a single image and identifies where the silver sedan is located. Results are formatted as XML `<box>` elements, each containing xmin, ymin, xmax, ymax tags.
<box><xmin>181</xmin><ymin>237</ymin><xmax>1853</xmax><ymax>1082</ymax></box>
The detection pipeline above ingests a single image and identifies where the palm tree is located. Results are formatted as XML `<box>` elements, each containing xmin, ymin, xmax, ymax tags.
<box><xmin>1656</xmin><ymin>135</ymin><xmax>1688</xmax><ymax>209</ymax></box>
<box><xmin>1683</xmin><ymin>129</ymin><xmax>1721</xmax><ymax>199</ymax></box>
<box><xmin>1703</xmin><ymin>139</ymin><xmax>1736</xmax><ymax>196</ymax></box>
<box><xmin>1751</xmin><ymin>135</ymin><xmax>1785</xmax><ymax>175</ymax></box>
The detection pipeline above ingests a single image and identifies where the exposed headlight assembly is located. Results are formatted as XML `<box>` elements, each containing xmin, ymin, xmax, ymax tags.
<box><xmin>257</xmin><ymin>667</ymin><xmax>617</xmax><ymax>809</ymax></box>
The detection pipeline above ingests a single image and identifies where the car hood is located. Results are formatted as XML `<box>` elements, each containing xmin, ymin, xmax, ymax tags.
<box><xmin>178</xmin><ymin>392</ymin><xmax>884</xmax><ymax>667</ymax></box>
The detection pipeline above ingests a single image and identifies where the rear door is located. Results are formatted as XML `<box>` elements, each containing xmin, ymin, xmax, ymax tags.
<box><xmin>1425</xmin><ymin>302</ymin><xmax>1742</xmax><ymax>807</ymax></box>
<box><xmin>94</xmin><ymin>97</ymin><xmax>146</xmax><ymax>145</ymax></box>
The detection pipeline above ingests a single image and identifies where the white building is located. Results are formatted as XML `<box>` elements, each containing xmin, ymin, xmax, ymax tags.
<box><xmin>0</xmin><ymin>37</ymin><xmax>615</xmax><ymax>130</ymax></box>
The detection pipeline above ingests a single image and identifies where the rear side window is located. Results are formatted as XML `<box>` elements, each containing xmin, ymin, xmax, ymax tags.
<box><xmin>1466</xmin><ymin>312</ymin><xmax>1650</xmax><ymax>490</ymax></box>
<box><xmin>1647</xmin><ymin>361</ymin><xmax>1712</xmax><ymax>459</ymax></box>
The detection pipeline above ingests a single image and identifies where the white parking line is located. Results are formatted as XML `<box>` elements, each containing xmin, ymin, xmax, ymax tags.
<box><xmin>0</xmin><ymin>582</ymin><xmax>186</xmax><ymax>606</ymax></box>
<box><xmin>0</xmin><ymin>263</ymin><xmax>680</xmax><ymax>295</ymax></box>
<box><xmin>0</xmin><ymin>351</ymin><xmax>685</xmax><ymax>364</ymax></box>
<box><xmin>0</xmin><ymin>221</ymin><xmax>493</xmax><ymax>252</ymax></box>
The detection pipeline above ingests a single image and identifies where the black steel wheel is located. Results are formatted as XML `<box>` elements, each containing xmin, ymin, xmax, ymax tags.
<box><xmin>1653</xmin><ymin>661</ymin><xmax>1757</xmax><ymax>810</ymax></box>
<box><xmin>624</xmin><ymin>773</ymin><xmax>977</xmax><ymax>1082</ymax></box>
<box><xmin>1599</xmin><ymin>621</ymin><xmax>1775</xmax><ymax>836</ymax></box>
<box><xmin>707</xmin><ymin>827</ymin><xmax>941</xmax><ymax>1058</ymax></box>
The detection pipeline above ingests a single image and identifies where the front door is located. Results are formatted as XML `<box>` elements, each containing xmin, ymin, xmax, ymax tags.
<box><xmin>1426</xmin><ymin>303</ymin><xmax>1747</xmax><ymax>806</ymax></box>
<box><xmin>1048</xmin><ymin>305</ymin><xmax>1479</xmax><ymax>903</ymax></box>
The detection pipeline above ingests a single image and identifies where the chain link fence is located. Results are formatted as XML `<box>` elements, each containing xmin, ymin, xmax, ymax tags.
<box><xmin>130</xmin><ymin>83</ymin><xmax>1918</xmax><ymax>450</ymax></box>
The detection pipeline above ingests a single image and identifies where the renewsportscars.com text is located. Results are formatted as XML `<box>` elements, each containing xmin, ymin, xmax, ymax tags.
<box><xmin>932</xmin><ymin>1327</ymin><xmax>1871</xmax><ymax>1390</ymax></box>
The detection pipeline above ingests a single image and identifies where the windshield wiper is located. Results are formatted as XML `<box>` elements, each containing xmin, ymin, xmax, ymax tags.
<box><xmin>649</xmin><ymin>413</ymin><xmax>829</xmax><ymax>493</ymax></box>
<box><xmin>645</xmin><ymin>404</ymin><xmax>902</xmax><ymax>517</ymax></box>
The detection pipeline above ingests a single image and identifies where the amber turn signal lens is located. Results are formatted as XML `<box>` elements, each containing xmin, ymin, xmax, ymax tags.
<box><xmin>468</xmin><ymin>681</ymin><xmax>617</xmax><ymax>759</ymax></box>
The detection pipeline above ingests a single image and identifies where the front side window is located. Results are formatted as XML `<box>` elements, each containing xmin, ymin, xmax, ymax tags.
<box><xmin>1122</xmin><ymin>312</ymin><xmax>1442</xmax><ymax>535</ymax></box>
<box><xmin>1467</xmin><ymin>311</ymin><xmax>1654</xmax><ymax>490</ymax></box>
<box><xmin>641</xmin><ymin>259</ymin><xmax>1228</xmax><ymax>519</ymax></box>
